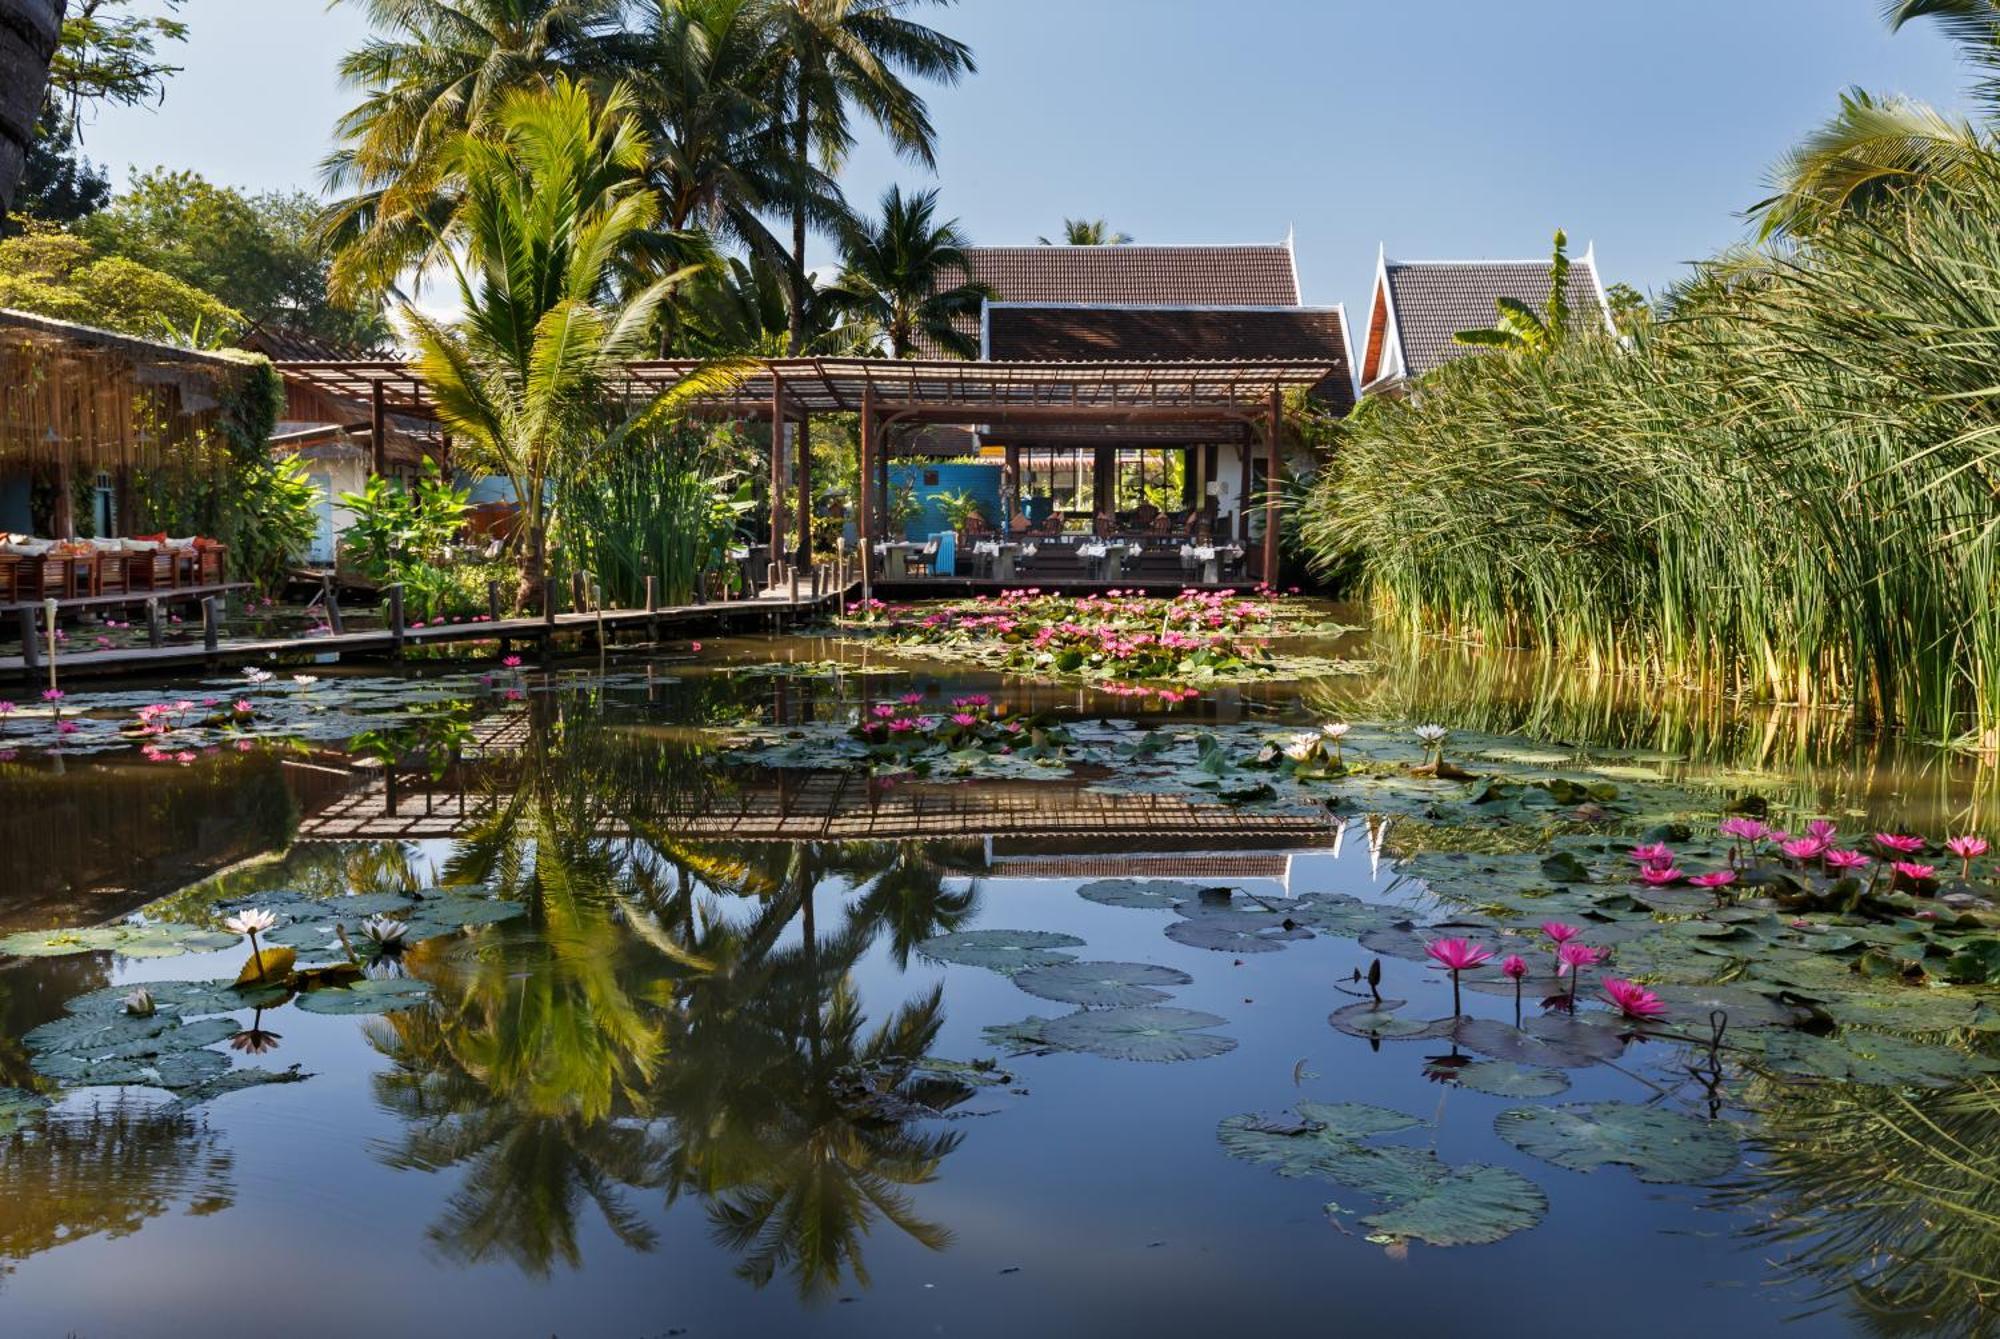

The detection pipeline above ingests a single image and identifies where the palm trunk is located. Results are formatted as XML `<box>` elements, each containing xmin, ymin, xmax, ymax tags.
<box><xmin>788</xmin><ymin>76</ymin><xmax>809</xmax><ymax>355</ymax></box>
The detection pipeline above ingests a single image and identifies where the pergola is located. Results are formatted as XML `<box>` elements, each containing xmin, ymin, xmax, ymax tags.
<box><xmin>273</xmin><ymin>356</ymin><xmax>1343</xmax><ymax>582</ymax></box>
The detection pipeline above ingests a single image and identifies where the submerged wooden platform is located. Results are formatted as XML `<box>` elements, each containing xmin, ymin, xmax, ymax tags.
<box><xmin>296</xmin><ymin>770</ymin><xmax>1335</xmax><ymax>844</ymax></box>
<box><xmin>1</xmin><ymin>585</ymin><xmax>849</xmax><ymax>682</ymax></box>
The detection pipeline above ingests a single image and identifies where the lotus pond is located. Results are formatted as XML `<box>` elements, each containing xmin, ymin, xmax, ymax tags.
<box><xmin>3</xmin><ymin>599</ymin><xmax>2000</xmax><ymax>1337</ymax></box>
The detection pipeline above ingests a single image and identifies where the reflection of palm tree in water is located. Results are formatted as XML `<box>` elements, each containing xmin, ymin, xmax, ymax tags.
<box><xmin>367</xmin><ymin>715</ymin><xmax>980</xmax><ymax>1292</ymax></box>
<box><xmin>1726</xmin><ymin>1074</ymin><xmax>2000</xmax><ymax>1338</ymax></box>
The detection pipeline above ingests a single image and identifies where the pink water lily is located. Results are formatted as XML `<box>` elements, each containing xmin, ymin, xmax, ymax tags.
<box><xmin>1876</xmin><ymin>833</ymin><xmax>1926</xmax><ymax>856</ymax></box>
<box><xmin>1780</xmin><ymin>836</ymin><xmax>1830</xmax><ymax>863</ymax></box>
<box><xmin>1542</xmin><ymin>922</ymin><xmax>1581</xmax><ymax>945</ymax></box>
<box><xmin>1425</xmin><ymin>938</ymin><xmax>1494</xmax><ymax>1017</ymax></box>
<box><xmin>1804</xmin><ymin>818</ymin><xmax>1839</xmax><ymax>843</ymax></box>
<box><xmin>1718</xmin><ymin>817</ymin><xmax>1769</xmax><ymax>843</ymax></box>
<box><xmin>950</xmin><ymin>712</ymin><xmax>978</xmax><ymax>727</ymax></box>
<box><xmin>1557</xmin><ymin>941</ymin><xmax>1604</xmax><ymax>975</ymax></box>
<box><xmin>1947</xmin><ymin>834</ymin><xmax>1988</xmax><ymax>878</ymax></box>
<box><xmin>1824</xmin><ymin>847</ymin><xmax>1870</xmax><ymax>872</ymax></box>
<box><xmin>1892</xmin><ymin>860</ymin><xmax>1938</xmax><ymax>888</ymax></box>
<box><xmin>1636</xmin><ymin>865</ymin><xmax>1685</xmax><ymax>886</ymax></box>
<box><xmin>501</xmin><ymin>655</ymin><xmax>522</xmax><ymax>668</ymax></box>
<box><xmin>1628</xmin><ymin>842</ymin><xmax>1675</xmax><ymax>867</ymax></box>
<box><xmin>1688</xmin><ymin>869</ymin><xmax>1737</xmax><ymax>890</ymax></box>
<box><xmin>1601</xmin><ymin>978</ymin><xmax>1667</xmax><ymax>1020</ymax></box>
<box><xmin>1501</xmin><ymin>954</ymin><xmax>1528</xmax><ymax>978</ymax></box>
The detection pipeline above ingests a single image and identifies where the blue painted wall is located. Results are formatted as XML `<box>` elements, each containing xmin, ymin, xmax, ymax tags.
<box><xmin>887</xmin><ymin>462</ymin><xmax>1003</xmax><ymax>539</ymax></box>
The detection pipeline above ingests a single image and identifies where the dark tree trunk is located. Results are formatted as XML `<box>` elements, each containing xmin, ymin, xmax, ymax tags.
<box><xmin>0</xmin><ymin>0</ymin><xmax>64</xmax><ymax>215</ymax></box>
<box><xmin>787</xmin><ymin>78</ymin><xmax>809</xmax><ymax>356</ymax></box>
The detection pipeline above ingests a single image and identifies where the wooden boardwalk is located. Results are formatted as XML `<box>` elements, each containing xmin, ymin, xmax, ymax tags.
<box><xmin>3</xmin><ymin>584</ymin><xmax>849</xmax><ymax>682</ymax></box>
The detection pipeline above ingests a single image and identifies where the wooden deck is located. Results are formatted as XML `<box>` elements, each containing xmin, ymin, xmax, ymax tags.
<box><xmin>2</xmin><ymin>585</ymin><xmax>848</xmax><ymax>682</ymax></box>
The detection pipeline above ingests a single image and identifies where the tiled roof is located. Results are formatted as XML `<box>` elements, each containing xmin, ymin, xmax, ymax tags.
<box><xmin>986</xmin><ymin>305</ymin><xmax>1354</xmax><ymax>413</ymax></box>
<box><xmin>963</xmin><ymin>243</ymin><xmax>1299</xmax><ymax>308</ymax></box>
<box><xmin>1381</xmin><ymin>258</ymin><xmax>1611</xmax><ymax>381</ymax></box>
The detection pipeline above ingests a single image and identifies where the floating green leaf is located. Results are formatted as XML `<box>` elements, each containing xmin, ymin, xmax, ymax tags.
<box><xmin>1010</xmin><ymin>960</ymin><xmax>1192</xmax><ymax>1007</ymax></box>
<box><xmin>1495</xmin><ymin>1102</ymin><xmax>1739</xmax><ymax>1183</ymax></box>
<box><xmin>917</xmin><ymin>929</ymin><xmax>1085</xmax><ymax>973</ymax></box>
<box><xmin>0</xmin><ymin>922</ymin><xmax>240</xmax><ymax>960</ymax></box>
<box><xmin>1361</xmin><ymin>1163</ymin><xmax>1548</xmax><ymax>1247</ymax></box>
<box><xmin>1035</xmin><ymin>1006</ymin><xmax>1236</xmax><ymax>1062</ymax></box>
<box><xmin>1330</xmin><ymin>999</ymin><xmax>1454</xmax><ymax>1041</ymax></box>
<box><xmin>1454</xmin><ymin>1060</ymin><xmax>1571</xmax><ymax>1098</ymax></box>
<box><xmin>291</xmin><ymin>977</ymin><xmax>433</xmax><ymax>1015</ymax></box>
<box><xmin>1077</xmin><ymin>878</ymin><xmax>1202</xmax><ymax>909</ymax></box>
<box><xmin>1453</xmin><ymin>1015</ymin><xmax>1627</xmax><ymax>1069</ymax></box>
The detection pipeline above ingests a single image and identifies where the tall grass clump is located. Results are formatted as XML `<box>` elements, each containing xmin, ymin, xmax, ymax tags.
<box><xmin>1303</xmin><ymin>164</ymin><xmax>2000</xmax><ymax>746</ymax></box>
<box><xmin>556</xmin><ymin>423</ymin><xmax>750</xmax><ymax>607</ymax></box>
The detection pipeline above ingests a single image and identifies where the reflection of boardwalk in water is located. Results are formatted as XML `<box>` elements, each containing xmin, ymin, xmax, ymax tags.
<box><xmin>298</xmin><ymin>769</ymin><xmax>1336</xmax><ymax>844</ymax></box>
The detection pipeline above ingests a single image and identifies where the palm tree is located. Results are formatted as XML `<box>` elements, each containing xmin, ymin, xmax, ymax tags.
<box><xmin>825</xmin><ymin>184</ymin><xmax>987</xmax><ymax>358</ymax></box>
<box><xmin>1452</xmin><ymin>228</ymin><xmax>1573</xmax><ymax>356</ymax></box>
<box><xmin>0</xmin><ymin>1</ymin><xmax>65</xmax><ymax>214</ymax></box>
<box><xmin>402</xmin><ymin>76</ymin><xmax>702</xmax><ymax>609</ymax></box>
<box><xmin>763</xmin><ymin>0</ymin><xmax>975</xmax><ymax>353</ymax></box>
<box><xmin>319</xmin><ymin>0</ymin><xmax>619</xmax><ymax>298</ymax></box>
<box><xmin>1753</xmin><ymin>2</ymin><xmax>2000</xmax><ymax>239</ymax></box>
<box><xmin>1038</xmin><ymin>217</ymin><xmax>1131</xmax><ymax>245</ymax></box>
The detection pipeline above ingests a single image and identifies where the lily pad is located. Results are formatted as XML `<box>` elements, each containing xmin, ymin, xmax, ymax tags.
<box><xmin>1164</xmin><ymin>918</ymin><xmax>1309</xmax><ymax>954</ymax></box>
<box><xmin>1494</xmin><ymin>1102</ymin><xmax>1739</xmax><ymax>1183</ymax></box>
<box><xmin>1330</xmin><ymin>999</ymin><xmax>1455</xmax><ymax>1041</ymax></box>
<box><xmin>1361</xmin><ymin>1163</ymin><xmax>1548</xmax><ymax>1247</ymax></box>
<box><xmin>0</xmin><ymin>922</ymin><xmax>240</xmax><ymax>959</ymax></box>
<box><xmin>1753</xmin><ymin>1029</ymin><xmax>2000</xmax><ymax>1088</ymax></box>
<box><xmin>1077</xmin><ymin>878</ymin><xmax>1203</xmax><ymax>910</ymax></box>
<box><xmin>167</xmin><ymin>1064</ymin><xmax>313</xmax><ymax>1107</ymax></box>
<box><xmin>35</xmin><ymin>1047</ymin><xmax>232</xmax><ymax>1090</ymax></box>
<box><xmin>1035</xmin><ymin>1005</ymin><xmax>1236</xmax><ymax>1062</ymax></box>
<box><xmin>1218</xmin><ymin>1101</ymin><xmax>1426</xmax><ymax>1178</ymax></box>
<box><xmin>1010</xmin><ymin>960</ymin><xmax>1192</xmax><ymax>1007</ymax></box>
<box><xmin>1452</xmin><ymin>1015</ymin><xmax>1627</xmax><ymax>1069</ymax></box>
<box><xmin>291</xmin><ymin>977</ymin><xmax>433</xmax><ymax>1015</ymax></box>
<box><xmin>1453</xmin><ymin>1060</ymin><xmax>1571</xmax><ymax>1098</ymax></box>
<box><xmin>917</xmin><ymin>929</ymin><xmax>1086</xmax><ymax>973</ymax></box>
<box><xmin>1647</xmin><ymin>983</ymin><xmax>1804</xmax><ymax>1028</ymax></box>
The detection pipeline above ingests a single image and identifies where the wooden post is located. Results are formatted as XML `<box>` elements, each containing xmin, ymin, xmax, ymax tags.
<box><xmin>1237</xmin><ymin>435</ymin><xmax>1253</xmax><ymax>542</ymax></box>
<box><xmin>543</xmin><ymin>579</ymin><xmax>557</xmax><ymax>627</ymax></box>
<box><xmin>201</xmin><ymin>597</ymin><xmax>220</xmax><ymax>654</ymax></box>
<box><xmin>858</xmin><ymin>384</ymin><xmax>876</xmax><ymax>591</ymax></box>
<box><xmin>1004</xmin><ymin>442</ymin><xmax>1020</xmax><ymax>525</ymax></box>
<box><xmin>769</xmin><ymin>371</ymin><xmax>787</xmax><ymax>561</ymax></box>
<box><xmin>370</xmin><ymin>381</ymin><xmax>388</xmax><ymax>477</ymax></box>
<box><xmin>487</xmin><ymin>580</ymin><xmax>501</xmax><ymax>623</ymax></box>
<box><xmin>1093</xmin><ymin>444</ymin><xmax>1115</xmax><ymax>517</ymax></box>
<box><xmin>145</xmin><ymin>597</ymin><xmax>163</xmax><ymax>648</ymax></box>
<box><xmin>571</xmin><ymin>570</ymin><xmax>587</xmax><ymax>613</ymax></box>
<box><xmin>321</xmin><ymin>573</ymin><xmax>344</xmax><ymax>634</ymax></box>
<box><xmin>385</xmin><ymin>585</ymin><xmax>405</xmax><ymax>659</ymax></box>
<box><xmin>1262</xmin><ymin>388</ymin><xmax>1283</xmax><ymax>585</ymax></box>
<box><xmin>18</xmin><ymin>607</ymin><xmax>41</xmax><ymax>673</ymax></box>
<box><xmin>644</xmin><ymin>574</ymin><xmax>658</xmax><ymax>613</ymax></box>
<box><xmin>796</xmin><ymin>410</ymin><xmax>812</xmax><ymax>575</ymax></box>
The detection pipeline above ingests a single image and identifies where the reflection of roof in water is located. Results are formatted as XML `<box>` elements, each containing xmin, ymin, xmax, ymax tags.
<box><xmin>296</xmin><ymin>769</ymin><xmax>1337</xmax><ymax>844</ymax></box>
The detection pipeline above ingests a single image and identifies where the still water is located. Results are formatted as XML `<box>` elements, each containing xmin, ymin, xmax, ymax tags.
<box><xmin>0</xmin><ymin>617</ymin><xmax>1994</xmax><ymax>1338</ymax></box>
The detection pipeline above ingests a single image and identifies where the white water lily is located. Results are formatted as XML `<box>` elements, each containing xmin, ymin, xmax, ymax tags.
<box><xmin>1321</xmin><ymin>722</ymin><xmax>1352</xmax><ymax>740</ymax></box>
<box><xmin>292</xmin><ymin>675</ymin><xmax>319</xmax><ymax>688</ymax></box>
<box><xmin>1413</xmin><ymin>724</ymin><xmax>1448</xmax><ymax>744</ymax></box>
<box><xmin>361</xmin><ymin>914</ymin><xmax>408</xmax><ymax>948</ymax></box>
<box><xmin>223</xmin><ymin>908</ymin><xmax>278</xmax><ymax>936</ymax></box>
<box><xmin>121</xmin><ymin>987</ymin><xmax>156</xmax><ymax>1017</ymax></box>
<box><xmin>1282</xmin><ymin>731</ymin><xmax>1319</xmax><ymax>762</ymax></box>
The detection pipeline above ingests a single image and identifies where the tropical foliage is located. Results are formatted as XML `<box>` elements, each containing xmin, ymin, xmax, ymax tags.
<box><xmin>403</xmin><ymin>77</ymin><xmax>699</xmax><ymax>608</ymax></box>
<box><xmin>1038</xmin><ymin>217</ymin><xmax>1130</xmax><ymax>245</ymax></box>
<box><xmin>824</xmin><ymin>184</ymin><xmax>986</xmax><ymax>358</ymax></box>
<box><xmin>1451</xmin><ymin>227</ymin><xmax>1572</xmax><ymax>354</ymax></box>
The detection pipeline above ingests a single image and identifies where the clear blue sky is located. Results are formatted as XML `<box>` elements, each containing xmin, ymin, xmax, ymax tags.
<box><xmin>79</xmin><ymin>0</ymin><xmax>1971</xmax><ymax>323</ymax></box>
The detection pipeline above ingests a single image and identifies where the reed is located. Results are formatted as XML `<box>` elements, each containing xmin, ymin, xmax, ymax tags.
<box><xmin>1303</xmin><ymin>163</ymin><xmax>2000</xmax><ymax>746</ymax></box>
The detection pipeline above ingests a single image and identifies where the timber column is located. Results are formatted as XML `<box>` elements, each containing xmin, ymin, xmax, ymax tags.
<box><xmin>1262</xmin><ymin>389</ymin><xmax>1283</xmax><ymax>584</ymax></box>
